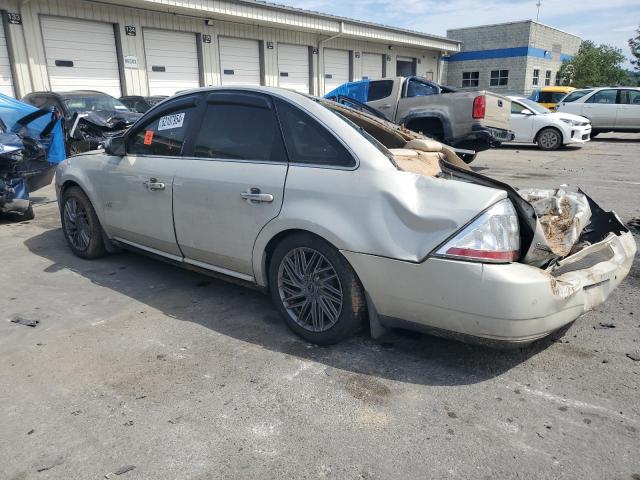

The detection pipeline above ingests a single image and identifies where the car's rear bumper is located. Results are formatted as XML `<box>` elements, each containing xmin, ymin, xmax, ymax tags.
<box><xmin>342</xmin><ymin>231</ymin><xmax>636</xmax><ymax>346</ymax></box>
<box><xmin>453</xmin><ymin>125</ymin><xmax>515</xmax><ymax>151</ymax></box>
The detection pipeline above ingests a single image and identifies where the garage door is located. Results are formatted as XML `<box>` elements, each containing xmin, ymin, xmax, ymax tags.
<box><xmin>0</xmin><ymin>22</ymin><xmax>14</xmax><ymax>97</ymax></box>
<box><xmin>40</xmin><ymin>16</ymin><xmax>121</xmax><ymax>96</ymax></box>
<box><xmin>277</xmin><ymin>44</ymin><xmax>309</xmax><ymax>93</ymax></box>
<box><xmin>323</xmin><ymin>48</ymin><xmax>349</xmax><ymax>93</ymax></box>
<box><xmin>361</xmin><ymin>53</ymin><xmax>383</xmax><ymax>80</ymax></box>
<box><xmin>144</xmin><ymin>29</ymin><xmax>200</xmax><ymax>96</ymax></box>
<box><xmin>219</xmin><ymin>37</ymin><xmax>261</xmax><ymax>86</ymax></box>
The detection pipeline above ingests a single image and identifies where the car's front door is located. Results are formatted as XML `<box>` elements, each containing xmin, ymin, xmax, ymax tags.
<box><xmin>510</xmin><ymin>101</ymin><xmax>535</xmax><ymax>141</ymax></box>
<box><xmin>582</xmin><ymin>89</ymin><xmax>618</xmax><ymax>129</ymax></box>
<box><xmin>616</xmin><ymin>89</ymin><xmax>640</xmax><ymax>128</ymax></box>
<box><xmin>97</xmin><ymin>95</ymin><xmax>200</xmax><ymax>258</ymax></box>
<box><xmin>172</xmin><ymin>91</ymin><xmax>288</xmax><ymax>277</ymax></box>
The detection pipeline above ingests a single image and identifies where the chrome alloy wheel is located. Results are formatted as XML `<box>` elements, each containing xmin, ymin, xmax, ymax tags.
<box><xmin>277</xmin><ymin>247</ymin><xmax>343</xmax><ymax>332</ymax></box>
<box><xmin>63</xmin><ymin>197</ymin><xmax>91</xmax><ymax>251</ymax></box>
<box><xmin>539</xmin><ymin>130</ymin><xmax>559</xmax><ymax>149</ymax></box>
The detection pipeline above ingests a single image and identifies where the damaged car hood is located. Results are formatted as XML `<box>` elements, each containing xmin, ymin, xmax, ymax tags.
<box><xmin>74</xmin><ymin>110</ymin><xmax>141</xmax><ymax>130</ymax></box>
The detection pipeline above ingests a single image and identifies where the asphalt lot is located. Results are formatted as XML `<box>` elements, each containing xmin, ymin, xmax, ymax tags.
<box><xmin>1</xmin><ymin>133</ymin><xmax>639</xmax><ymax>480</ymax></box>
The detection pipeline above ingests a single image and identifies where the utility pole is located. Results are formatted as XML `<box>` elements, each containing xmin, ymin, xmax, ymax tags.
<box><xmin>536</xmin><ymin>0</ymin><xmax>542</xmax><ymax>21</ymax></box>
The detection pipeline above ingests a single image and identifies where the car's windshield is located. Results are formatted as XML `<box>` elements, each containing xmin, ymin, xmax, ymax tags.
<box><xmin>518</xmin><ymin>98</ymin><xmax>550</xmax><ymax>114</ymax></box>
<box><xmin>562</xmin><ymin>90</ymin><xmax>593</xmax><ymax>103</ymax></box>
<box><xmin>63</xmin><ymin>94</ymin><xmax>130</xmax><ymax>114</ymax></box>
<box><xmin>538</xmin><ymin>91</ymin><xmax>569</xmax><ymax>104</ymax></box>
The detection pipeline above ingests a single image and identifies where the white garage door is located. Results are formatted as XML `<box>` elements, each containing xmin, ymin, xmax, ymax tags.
<box><xmin>277</xmin><ymin>44</ymin><xmax>309</xmax><ymax>93</ymax></box>
<box><xmin>144</xmin><ymin>29</ymin><xmax>200</xmax><ymax>96</ymax></box>
<box><xmin>361</xmin><ymin>53</ymin><xmax>383</xmax><ymax>80</ymax></box>
<box><xmin>219</xmin><ymin>37</ymin><xmax>261</xmax><ymax>86</ymax></box>
<box><xmin>323</xmin><ymin>48</ymin><xmax>349</xmax><ymax>93</ymax></box>
<box><xmin>40</xmin><ymin>16</ymin><xmax>121</xmax><ymax>96</ymax></box>
<box><xmin>0</xmin><ymin>23</ymin><xmax>14</xmax><ymax>97</ymax></box>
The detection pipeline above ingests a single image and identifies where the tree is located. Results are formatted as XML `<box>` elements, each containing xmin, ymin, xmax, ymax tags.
<box><xmin>557</xmin><ymin>40</ymin><xmax>628</xmax><ymax>87</ymax></box>
<box><xmin>630</xmin><ymin>26</ymin><xmax>640</xmax><ymax>71</ymax></box>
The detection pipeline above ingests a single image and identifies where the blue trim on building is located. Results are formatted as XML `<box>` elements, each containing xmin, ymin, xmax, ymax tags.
<box><xmin>445</xmin><ymin>46</ymin><xmax>573</xmax><ymax>62</ymax></box>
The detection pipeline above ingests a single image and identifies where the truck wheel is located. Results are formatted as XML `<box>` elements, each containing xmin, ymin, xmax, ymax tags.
<box><xmin>406</xmin><ymin>118</ymin><xmax>444</xmax><ymax>142</ymax></box>
<box><xmin>537</xmin><ymin>128</ymin><xmax>562</xmax><ymax>151</ymax></box>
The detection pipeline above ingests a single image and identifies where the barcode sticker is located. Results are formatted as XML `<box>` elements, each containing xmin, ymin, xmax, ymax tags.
<box><xmin>158</xmin><ymin>112</ymin><xmax>185</xmax><ymax>131</ymax></box>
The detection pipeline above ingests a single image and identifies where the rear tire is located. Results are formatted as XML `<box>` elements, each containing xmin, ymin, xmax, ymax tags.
<box><xmin>536</xmin><ymin>128</ymin><xmax>562</xmax><ymax>151</ymax></box>
<box><xmin>60</xmin><ymin>187</ymin><xmax>106</xmax><ymax>259</ymax></box>
<box><xmin>268</xmin><ymin>232</ymin><xmax>366</xmax><ymax>345</ymax></box>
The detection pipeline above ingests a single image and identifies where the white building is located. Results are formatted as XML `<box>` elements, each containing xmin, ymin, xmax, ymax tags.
<box><xmin>0</xmin><ymin>0</ymin><xmax>461</xmax><ymax>99</ymax></box>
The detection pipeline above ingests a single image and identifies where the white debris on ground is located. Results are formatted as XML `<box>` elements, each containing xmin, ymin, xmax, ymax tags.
<box><xmin>519</xmin><ymin>188</ymin><xmax>592</xmax><ymax>257</ymax></box>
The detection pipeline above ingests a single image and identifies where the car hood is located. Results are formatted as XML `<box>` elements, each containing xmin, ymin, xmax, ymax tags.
<box><xmin>75</xmin><ymin>110</ymin><xmax>142</xmax><ymax>130</ymax></box>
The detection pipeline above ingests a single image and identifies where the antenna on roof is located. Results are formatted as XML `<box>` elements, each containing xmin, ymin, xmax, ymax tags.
<box><xmin>536</xmin><ymin>0</ymin><xmax>542</xmax><ymax>21</ymax></box>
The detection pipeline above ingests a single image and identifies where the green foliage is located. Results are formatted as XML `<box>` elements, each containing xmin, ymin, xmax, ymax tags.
<box><xmin>630</xmin><ymin>27</ymin><xmax>640</xmax><ymax>71</ymax></box>
<box><xmin>557</xmin><ymin>41</ymin><xmax>628</xmax><ymax>88</ymax></box>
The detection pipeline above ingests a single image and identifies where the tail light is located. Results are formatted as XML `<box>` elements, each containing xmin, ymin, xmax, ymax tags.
<box><xmin>472</xmin><ymin>95</ymin><xmax>486</xmax><ymax>119</ymax></box>
<box><xmin>434</xmin><ymin>199</ymin><xmax>520</xmax><ymax>263</ymax></box>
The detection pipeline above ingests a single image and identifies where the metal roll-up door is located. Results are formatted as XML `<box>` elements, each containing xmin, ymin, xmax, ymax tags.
<box><xmin>143</xmin><ymin>29</ymin><xmax>200</xmax><ymax>96</ymax></box>
<box><xmin>277</xmin><ymin>44</ymin><xmax>309</xmax><ymax>93</ymax></box>
<box><xmin>219</xmin><ymin>37</ymin><xmax>261</xmax><ymax>86</ymax></box>
<box><xmin>40</xmin><ymin>16</ymin><xmax>121</xmax><ymax>96</ymax></box>
<box><xmin>361</xmin><ymin>53</ymin><xmax>383</xmax><ymax>80</ymax></box>
<box><xmin>0</xmin><ymin>20</ymin><xmax>14</xmax><ymax>96</ymax></box>
<box><xmin>323</xmin><ymin>48</ymin><xmax>349</xmax><ymax>93</ymax></box>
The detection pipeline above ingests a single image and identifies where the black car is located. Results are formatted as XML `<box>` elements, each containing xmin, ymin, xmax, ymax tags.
<box><xmin>119</xmin><ymin>95</ymin><xmax>168</xmax><ymax>113</ymax></box>
<box><xmin>22</xmin><ymin>90</ymin><xmax>141</xmax><ymax>154</ymax></box>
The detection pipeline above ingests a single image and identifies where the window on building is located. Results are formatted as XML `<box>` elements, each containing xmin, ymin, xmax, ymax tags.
<box><xmin>545</xmin><ymin>70</ymin><xmax>552</xmax><ymax>86</ymax></box>
<box><xmin>555</xmin><ymin>71</ymin><xmax>561</xmax><ymax>86</ymax></box>
<box><xmin>462</xmin><ymin>71</ymin><xmax>479</xmax><ymax>87</ymax></box>
<box><xmin>489</xmin><ymin>70</ymin><xmax>509</xmax><ymax>86</ymax></box>
<box><xmin>532</xmin><ymin>69</ymin><xmax>540</xmax><ymax>86</ymax></box>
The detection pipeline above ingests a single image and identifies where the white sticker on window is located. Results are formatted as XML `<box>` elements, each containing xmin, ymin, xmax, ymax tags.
<box><xmin>158</xmin><ymin>112</ymin><xmax>185</xmax><ymax>131</ymax></box>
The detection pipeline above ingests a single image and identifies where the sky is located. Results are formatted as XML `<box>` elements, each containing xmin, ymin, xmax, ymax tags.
<box><xmin>273</xmin><ymin>0</ymin><xmax>639</xmax><ymax>67</ymax></box>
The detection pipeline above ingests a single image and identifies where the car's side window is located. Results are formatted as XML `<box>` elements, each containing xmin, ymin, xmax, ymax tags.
<box><xmin>619</xmin><ymin>90</ymin><xmax>640</xmax><ymax>105</ymax></box>
<box><xmin>192</xmin><ymin>101</ymin><xmax>286</xmax><ymax>162</ymax></box>
<box><xmin>367</xmin><ymin>80</ymin><xmax>394</xmax><ymax>101</ymax></box>
<box><xmin>587</xmin><ymin>90</ymin><xmax>617</xmax><ymax>104</ymax></box>
<box><xmin>275</xmin><ymin>98</ymin><xmax>355</xmax><ymax>168</ymax></box>
<box><xmin>128</xmin><ymin>106</ymin><xmax>194</xmax><ymax>156</ymax></box>
<box><xmin>406</xmin><ymin>79</ymin><xmax>438</xmax><ymax>98</ymax></box>
<box><xmin>511</xmin><ymin>102</ymin><xmax>527</xmax><ymax>114</ymax></box>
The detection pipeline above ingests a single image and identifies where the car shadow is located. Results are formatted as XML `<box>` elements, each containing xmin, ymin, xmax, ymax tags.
<box><xmin>591</xmin><ymin>137</ymin><xmax>640</xmax><ymax>143</ymax></box>
<box><xmin>24</xmin><ymin>228</ymin><xmax>565</xmax><ymax>387</ymax></box>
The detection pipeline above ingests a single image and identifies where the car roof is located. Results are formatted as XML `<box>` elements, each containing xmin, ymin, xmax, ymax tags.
<box><xmin>539</xmin><ymin>86</ymin><xmax>574</xmax><ymax>93</ymax></box>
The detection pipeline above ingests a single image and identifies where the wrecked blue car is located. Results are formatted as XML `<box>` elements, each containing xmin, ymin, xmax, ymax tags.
<box><xmin>0</xmin><ymin>93</ymin><xmax>65</xmax><ymax>220</ymax></box>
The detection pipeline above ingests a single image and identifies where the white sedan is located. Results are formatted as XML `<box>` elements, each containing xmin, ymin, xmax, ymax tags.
<box><xmin>507</xmin><ymin>96</ymin><xmax>591</xmax><ymax>150</ymax></box>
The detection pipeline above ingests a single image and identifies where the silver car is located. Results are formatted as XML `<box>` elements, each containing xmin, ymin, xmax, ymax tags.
<box><xmin>556</xmin><ymin>87</ymin><xmax>640</xmax><ymax>137</ymax></box>
<box><xmin>55</xmin><ymin>87</ymin><xmax>635</xmax><ymax>347</ymax></box>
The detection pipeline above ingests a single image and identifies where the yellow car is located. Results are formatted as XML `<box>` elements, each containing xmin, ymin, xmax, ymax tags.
<box><xmin>530</xmin><ymin>86</ymin><xmax>575</xmax><ymax>111</ymax></box>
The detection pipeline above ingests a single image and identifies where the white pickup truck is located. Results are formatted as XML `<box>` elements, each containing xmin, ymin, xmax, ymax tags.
<box><xmin>326</xmin><ymin>76</ymin><xmax>514</xmax><ymax>162</ymax></box>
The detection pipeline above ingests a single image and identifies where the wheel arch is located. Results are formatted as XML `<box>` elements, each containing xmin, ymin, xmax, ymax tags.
<box><xmin>402</xmin><ymin>113</ymin><xmax>452</xmax><ymax>142</ymax></box>
<box><xmin>534</xmin><ymin>125</ymin><xmax>564</xmax><ymax>144</ymax></box>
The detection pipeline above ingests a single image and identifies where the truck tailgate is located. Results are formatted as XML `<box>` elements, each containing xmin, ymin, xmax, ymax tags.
<box><xmin>482</xmin><ymin>92</ymin><xmax>511</xmax><ymax>131</ymax></box>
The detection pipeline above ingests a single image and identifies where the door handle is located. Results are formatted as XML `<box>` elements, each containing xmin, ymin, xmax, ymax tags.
<box><xmin>143</xmin><ymin>178</ymin><xmax>165</xmax><ymax>191</ymax></box>
<box><xmin>379</xmin><ymin>104</ymin><xmax>392</xmax><ymax>109</ymax></box>
<box><xmin>241</xmin><ymin>187</ymin><xmax>273</xmax><ymax>203</ymax></box>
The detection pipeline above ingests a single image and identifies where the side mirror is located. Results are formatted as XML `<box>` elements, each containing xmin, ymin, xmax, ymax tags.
<box><xmin>104</xmin><ymin>136</ymin><xmax>126</xmax><ymax>156</ymax></box>
<box><xmin>520</xmin><ymin>109</ymin><xmax>534</xmax><ymax>115</ymax></box>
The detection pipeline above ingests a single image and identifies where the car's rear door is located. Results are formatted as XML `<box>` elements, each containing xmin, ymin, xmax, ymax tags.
<box><xmin>616</xmin><ymin>89</ymin><xmax>640</xmax><ymax>128</ymax></box>
<box><xmin>96</xmin><ymin>94</ymin><xmax>200</xmax><ymax>258</ymax></box>
<box><xmin>365</xmin><ymin>79</ymin><xmax>400</xmax><ymax>121</ymax></box>
<box><xmin>172</xmin><ymin>91</ymin><xmax>288</xmax><ymax>278</ymax></box>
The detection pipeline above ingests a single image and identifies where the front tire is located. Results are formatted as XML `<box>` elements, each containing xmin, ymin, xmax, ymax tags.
<box><xmin>537</xmin><ymin>128</ymin><xmax>562</xmax><ymax>151</ymax></box>
<box><xmin>268</xmin><ymin>233</ymin><xmax>366</xmax><ymax>345</ymax></box>
<box><xmin>61</xmin><ymin>187</ymin><xmax>106</xmax><ymax>259</ymax></box>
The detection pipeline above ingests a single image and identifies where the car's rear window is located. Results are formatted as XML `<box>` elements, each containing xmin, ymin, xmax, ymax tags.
<box><xmin>538</xmin><ymin>92</ymin><xmax>569</xmax><ymax>103</ymax></box>
<box><xmin>562</xmin><ymin>90</ymin><xmax>593</xmax><ymax>103</ymax></box>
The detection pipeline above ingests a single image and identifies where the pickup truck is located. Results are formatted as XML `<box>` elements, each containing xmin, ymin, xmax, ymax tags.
<box><xmin>325</xmin><ymin>76</ymin><xmax>514</xmax><ymax>162</ymax></box>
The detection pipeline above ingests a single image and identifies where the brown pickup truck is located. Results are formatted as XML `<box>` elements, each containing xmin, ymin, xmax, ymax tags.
<box><xmin>325</xmin><ymin>76</ymin><xmax>514</xmax><ymax>162</ymax></box>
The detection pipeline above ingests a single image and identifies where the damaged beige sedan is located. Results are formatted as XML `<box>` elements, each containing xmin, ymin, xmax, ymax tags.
<box><xmin>55</xmin><ymin>87</ymin><xmax>636</xmax><ymax>347</ymax></box>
